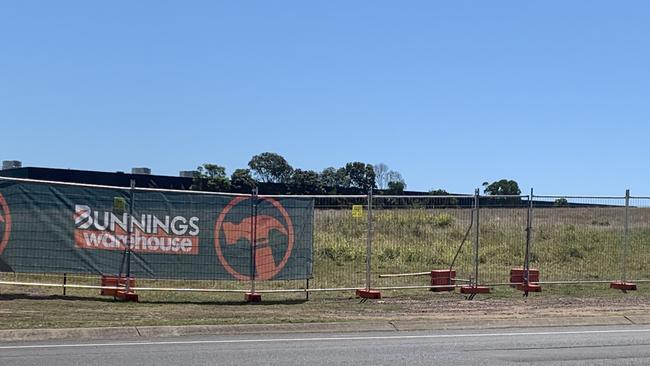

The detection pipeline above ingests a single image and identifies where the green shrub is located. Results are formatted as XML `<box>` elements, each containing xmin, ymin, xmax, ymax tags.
<box><xmin>378</xmin><ymin>247</ymin><xmax>400</xmax><ymax>261</ymax></box>
<box><xmin>315</xmin><ymin>241</ymin><xmax>364</xmax><ymax>264</ymax></box>
<box><xmin>433</xmin><ymin>213</ymin><xmax>454</xmax><ymax>227</ymax></box>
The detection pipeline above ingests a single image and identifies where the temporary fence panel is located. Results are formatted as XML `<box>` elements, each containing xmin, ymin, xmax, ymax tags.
<box><xmin>309</xmin><ymin>196</ymin><xmax>368</xmax><ymax>290</ymax></box>
<box><xmin>2</xmin><ymin>177</ymin><xmax>649</xmax><ymax>299</ymax></box>
<box><xmin>531</xmin><ymin>196</ymin><xmax>625</xmax><ymax>283</ymax></box>
<box><xmin>479</xmin><ymin>196</ymin><xmax>529</xmax><ymax>285</ymax></box>
<box><xmin>0</xmin><ymin>178</ymin><xmax>314</xmax><ymax>282</ymax></box>
<box><xmin>627</xmin><ymin>197</ymin><xmax>650</xmax><ymax>282</ymax></box>
<box><xmin>372</xmin><ymin>195</ymin><xmax>475</xmax><ymax>289</ymax></box>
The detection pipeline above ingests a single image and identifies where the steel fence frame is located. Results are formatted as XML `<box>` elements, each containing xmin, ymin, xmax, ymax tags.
<box><xmin>1</xmin><ymin>177</ymin><xmax>649</xmax><ymax>300</ymax></box>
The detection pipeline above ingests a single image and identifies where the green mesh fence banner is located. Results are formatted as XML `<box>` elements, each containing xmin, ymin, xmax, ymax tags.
<box><xmin>0</xmin><ymin>179</ymin><xmax>314</xmax><ymax>280</ymax></box>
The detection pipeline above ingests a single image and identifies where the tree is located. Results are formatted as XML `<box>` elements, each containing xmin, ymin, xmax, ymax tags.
<box><xmin>374</xmin><ymin>163</ymin><xmax>390</xmax><ymax>189</ymax></box>
<box><xmin>554</xmin><ymin>197</ymin><xmax>569</xmax><ymax>207</ymax></box>
<box><xmin>482</xmin><ymin>179</ymin><xmax>521</xmax><ymax>196</ymax></box>
<box><xmin>335</xmin><ymin>167</ymin><xmax>351</xmax><ymax>188</ymax></box>
<box><xmin>386</xmin><ymin>169</ymin><xmax>406</xmax><ymax>194</ymax></box>
<box><xmin>248</xmin><ymin>152</ymin><xmax>293</xmax><ymax>183</ymax></box>
<box><xmin>289</xmin><ymin>169</ymin><xmax>323</xmax><ymax>194</ymax></box>
<box><xmin>429</xmin><ymin>189</ymin><xmax>450</xmax><ymax>195</ymax></box>
<box><xmin>344</xmin><ymin>162</ymin><xmax>376</xmax><ymax>191</ymax></box>
<box><xmin>319</xmin><ymin>167</ymin><xmax>338</xmax><ymax>188</ymax></box>
<box><xmin>320</xmin><ymin>167</ymin><xmax>351</xmax><ymax>189</ymax></box>
<box><xmin>191</xmin><ymin>163</ymin><xmax>231</xmax><ymax>191</ymax></box>
<box><xmin>374</xmin><ymin>163</ymin><xmax>406</xmax><ymax>191</ymax></box>
<box><xmin>429</xmin><ymin>188</ymin><xmax>458</xmax><ymax>207</ymax></box>
<box><xmin>387</xmin><ymin>180</ymin><xmax>405</xmax><ymax>194</ymax></box>
<box><xmin>231</xmin><ymin>168</ymin><xmax>257</xmax><ymax>192</ymax></box>
<box><xmin>387</xmin><ymin>170</ymin><xmax>404</xmax><ymax>185</ymax></box>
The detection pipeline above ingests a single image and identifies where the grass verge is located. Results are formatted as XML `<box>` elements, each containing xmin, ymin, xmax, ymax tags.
<box><xmin>2</xmin><ymin>283</ymin><xmax>650</xmax><ymax>330</ymax></box>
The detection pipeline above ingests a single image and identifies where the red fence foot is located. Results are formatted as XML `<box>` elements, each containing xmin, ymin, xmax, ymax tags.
<box><xmin>356</xmin><ymin>289</ymin><xmax>381</xmax><ymax>299</ymax></box>
<box><xmin>509</xmin><ymin>268</ymin><xmax>539</xmax><ymax>288</ymax></box>
<box><xmin>610</xmin><ymin>282</ymin><xmax>637</xmax><ymax>291</ymax></box>
<box><xmin>100</xmin><ymin>275</ymin><xmax>136</xmax><ymax>297</ymax></box>
<box><xmin>516</xmin><ymin>283</ymin><xmax>542</xmax><ymax>292</ymax></box>
<box><xmin>115</xmin><ymin>290</ymin><xmax>139</xmax><ymax>302</ymax></box>
<box><xmin>245</xmin><ymin>292</ymin><xmax>262</xmax><ymax>302</ymax></box>
<box><xmin>460</xmin><ymin>285</ymin><xmax>490</xmax><ymax>294</ymax></box>
<box><xmin>430</xmin><ymin>269</ymin><xmax>456</xmax><ymax>292</ymax></box>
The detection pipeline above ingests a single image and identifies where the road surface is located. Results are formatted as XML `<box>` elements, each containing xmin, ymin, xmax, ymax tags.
<box><xmin>1</xmin><ymin>325</ymin><xmax>650</xmax><ymax>365</ymax></box>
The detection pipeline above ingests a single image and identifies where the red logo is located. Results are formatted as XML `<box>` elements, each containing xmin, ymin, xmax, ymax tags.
<box><xmin>0</xmin><ymin>193</ymin><xmax>11</xmax><ymax>255</ymax></box>
<box><xmin>214</xmin><ymin>197</ymin><xmax>294</xmax><ymax>280</ymax></box>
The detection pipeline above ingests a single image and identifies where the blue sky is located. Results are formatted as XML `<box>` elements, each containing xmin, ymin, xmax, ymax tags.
<box><xmin>1</xmin><ymin>1</ymin><xmax>649</xmax><ymax>195</ymax></box>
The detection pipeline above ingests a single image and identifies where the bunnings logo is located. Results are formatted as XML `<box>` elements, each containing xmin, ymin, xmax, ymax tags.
<box><xmin>214</xmin><ymin>197</ymin><xmax>294</xmax><ymax>280</ymax></box>
<box><xmin>0</xmin><ymin>193</ymin><xmax>11</xmax><ymax>255</ymax></box>
<box><xmin>74</xmin><ymin>205</ymin><xmax>200</xmax><ymax>254</ymax></box>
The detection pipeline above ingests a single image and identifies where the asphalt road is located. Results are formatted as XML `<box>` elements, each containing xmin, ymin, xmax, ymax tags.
<box><xmin>2</xmin><ymin>325</ymin><xmax>650</xmax><ymax>365</ymax></box>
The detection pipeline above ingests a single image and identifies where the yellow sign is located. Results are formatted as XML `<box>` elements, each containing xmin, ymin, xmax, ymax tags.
<box><xmin>352</xmin><ymin>205</ymin><xmax>364</xmax><ymax>218</ymax></box>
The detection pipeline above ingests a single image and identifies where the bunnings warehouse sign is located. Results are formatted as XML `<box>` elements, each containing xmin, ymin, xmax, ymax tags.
<box><xmin>0</xmin><ymin>179</ymin><xmax>313</xmax><ymax>280</ymax></box>
<box><xmin>74</xmin><ymin>204</ymin><xmax>201</xmax><ymax>255</ymax></box>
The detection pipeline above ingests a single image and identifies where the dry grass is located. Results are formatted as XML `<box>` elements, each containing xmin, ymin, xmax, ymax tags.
<box><xmin>1</xmin><ymin>283</ymin><xmax>650</xmax><ymax>330</ymax></box>
<box><xmin>314</xmin><ymin>206</ymin><xmax>650</xmax><ymax>287</ymax></box>
<box><xmin>1</xmin><ymin>205</ymin><xmax>650</xmax><ymax>330</ymax></box>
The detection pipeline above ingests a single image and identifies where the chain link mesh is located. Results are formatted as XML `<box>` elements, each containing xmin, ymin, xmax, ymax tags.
<box><xmin>2</xmin><ymin>177</ymin><xmax>649</xmax><ymax>298</ymax></box>
<box><xmin>532</xmin><ymin>196</ymin><xmax>625</xmax><ymax>283</ymax></box>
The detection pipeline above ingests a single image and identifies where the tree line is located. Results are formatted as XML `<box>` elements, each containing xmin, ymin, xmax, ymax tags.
<box><xmin>190</xmin><ymin>151</ymin><xmax>524</xmax><ymax>198</ymax></box>
<box><xmin>190</xmin><ymin>152</ymin><xmax>406</xmax><ymax>195</ymax></box>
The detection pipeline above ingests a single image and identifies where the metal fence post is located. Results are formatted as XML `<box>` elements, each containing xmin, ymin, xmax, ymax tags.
<box><xmin>250</xmin><ymin>187</ymin><xmax>258</xmax><ymax>295</ymax></box>
<box><xmin>124</xmin><ymin>179</ymin><xmax>135</xmax><ymax>293</ymax></box>
<box><xmin>622</xmin><ymin>189</ymin><xmax>630</xmax><ymax>283</ymax></box>
<box><xmin>474</xmin><ymin>188</ymin><xmax>480</xmax><ymax>286</ymax></box>
<box><xmin>524</xmin><ymin>188</ymin><xmax>534</xmax><ymax>285</ymax></box>
<box><xmin>366</xmin><ymin>188</ymin><xmax>373</xmax><ymax>290</ymax></box>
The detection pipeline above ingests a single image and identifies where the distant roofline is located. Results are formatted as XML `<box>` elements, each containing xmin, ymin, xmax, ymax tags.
<box><xmin>0</xmin><ymin>166</ymin><xmax>185</xmax><ymax>179</ymax></box>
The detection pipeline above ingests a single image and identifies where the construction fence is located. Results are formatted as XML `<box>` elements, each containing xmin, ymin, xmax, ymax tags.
<box><xmin>0</xmin><ymin>177</ymin><xmax>648</xmax><ymax>300</ymax></box>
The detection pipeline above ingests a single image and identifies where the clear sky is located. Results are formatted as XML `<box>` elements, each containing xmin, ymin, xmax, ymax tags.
<box><xmin>1</xmin><ymin>1</ymin><xmax>649</xmax><ymax>195</ymax></box>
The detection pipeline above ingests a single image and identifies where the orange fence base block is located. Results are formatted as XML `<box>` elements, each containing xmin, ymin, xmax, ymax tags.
<box><xmin>430</xmin><ymin>269</ymin><xmax>456</xmax><ymax>292</ymax></box>
<box><xmin>115</xmin><ymin>290</ymin><xmax>139</xmax><ymax>302</ymax></box>
<box><xmin>100</xmin><ymin>275</ymin><xmax>136</xmax><ymax>297</ymax></box>
<box><xmin>356</xmin><ymin>289</ymin><xmax>382</xmax><ymax>299</ymax></box>
<box><xmin>245</xmin><ymin>292</ymin><xmax>262</xmax><ymax>303</ymax></box>
<box><xmin>460</xmin><ymin>286</ymin><xmax>490</xmax><ymax>294</ymax></box>
<box><xmin>509</xmin><ymin>268</ymin><xmax>540</xmax><ymax>288</ymax></box>
<box><xmin>516</xmin><ymin>283</ymin><xmax>542</xmax><ymax>292</ymax></box>
<box><xmin>610</xmin><ymin>282</ymin><xmax>637</xmax><ymax>291</ymax></box>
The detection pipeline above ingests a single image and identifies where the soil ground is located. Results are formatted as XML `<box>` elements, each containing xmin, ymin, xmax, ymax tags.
<box><xmin>1</xmin><ymin>284</ymin><xmax>649</xmax><ymax>330</ymax></box>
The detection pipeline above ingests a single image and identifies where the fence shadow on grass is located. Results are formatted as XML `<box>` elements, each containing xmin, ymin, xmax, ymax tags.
<box><xmin>0</xmin><ymin>292</ymin><xmax>309</xmax><ymax>306</ymax></box>
<box><xmin>0</xmin><ymin>292</ymin><xmax>115</xmax><ymax>303</ymax></box>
